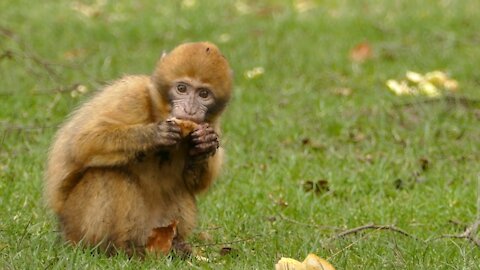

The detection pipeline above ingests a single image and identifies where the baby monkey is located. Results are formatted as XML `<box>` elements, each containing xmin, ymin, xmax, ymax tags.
<box><xmin>44</xmin><ymin>42</ymin><xmax>232</xmax><ymax>256</ymax></box>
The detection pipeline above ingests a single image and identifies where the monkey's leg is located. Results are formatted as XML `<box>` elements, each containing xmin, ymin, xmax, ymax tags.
<box><xmin>170</xmin><ymin>194</ymin><xmax>197</xmax><ymax>256</ymax></box>
<box><xmin>59</xmin><ymin>168</ymin><xmax>150</xmax><ymax>256</ymax></box>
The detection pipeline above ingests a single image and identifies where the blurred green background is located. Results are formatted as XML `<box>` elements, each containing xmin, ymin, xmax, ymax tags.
<box><xmin>1</xmin><ymin>0</ymin><xmax>479</xmax><ymax>269</ymax></box>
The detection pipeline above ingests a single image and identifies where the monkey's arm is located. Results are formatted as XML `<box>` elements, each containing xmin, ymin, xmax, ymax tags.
<box><xmin>72</xmin><ymin>121</ymin><xmax>180</xmax><ymax>167</ymax></box>
<box><xmin>183</xmin><ymin>123</ymin><xmax>223</xmax><ymax>192</ymax></box>
<box><xmin>66</xmin><ymin>77</ymin><xmax>180</xmax><ymax>168</ymax></box>
<box><xmin>183</xmin><ymin>149</ymin><xmax>223</xmax><ymax>193</ymax></box>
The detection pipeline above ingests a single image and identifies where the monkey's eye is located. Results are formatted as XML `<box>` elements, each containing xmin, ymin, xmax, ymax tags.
<box><xmin>176</xmin><ymin>84</ymin><xmax>187</xmax><ymax>93</ymax></box>
<box><xmin>198</xmin><ymin>89</ymin><xmax>211</xmax><ymax>99</ymax></box>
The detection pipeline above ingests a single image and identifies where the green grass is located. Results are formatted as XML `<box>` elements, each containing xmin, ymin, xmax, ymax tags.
<box><xmin>1</xmin><ymin>0</ymin><xmax>480</xmax><ymax>269</ymax></box>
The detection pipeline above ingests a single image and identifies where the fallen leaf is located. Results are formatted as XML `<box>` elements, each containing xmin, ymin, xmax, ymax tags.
<box><xmin>418</xmin><ymin>81</ymin><xmax>440</xmax><ymax>97</ymax></box>
<box><xmin>275</xmin><ymin>254</ymin><xmax>336</xmax><ymax>270</ymax></box>
<box><xmin>301</xmin><ymin>138</ymin><xmax>325</xmax><ymax>150</ymax></box>
<box><xmin>244</xmin><ymin>67</ymin><xmax>265</xmax><ymax>79</ymax></box>
<box><xmin>220</xmin><ymin>246</ymin><xmax>233</xmax><ymax>256</ymax></box>
<box><xmin>386</xmin><ymin>80</ymin><xmax>413</xmax><ymax>96</ymax></box>
<box><xmin>294</xmin><ymin>0</ymin><xmax>317</xmax><ymax>13</ymax></box>
<box><xmin>198</xmin><ymin>231</ymin><xmax>213</xmax><ymax>242</ymax></box>
<box><xmin>63</xmin><ymin>48</ymin><xmax>86</xmax><ymax>60</ymax></box>
<box><xmin>146</xmin><ymin>220</ymin><xmax>178</xmax><ymax>255</ymax></box>
<box><xmin>303</xmin><ymin>254</ymin><xmax>336</xmax><ymax>270</ymax></box>
<box><xmin>276</xmin><ymin>198</ymin><xmax>289</xmax><ymax>208</ymax></box>
<box><xmin>349</xmin><ymin>42</ymin><xmax>373</xmax><ymax>63</ymax></box>
<box><xmin>444</xmin><ymin>79</ymin><xmax>459</xmax><ymax>91</ymax></box>
<box><xmin>218</xmin><ymin>33</ymin><xmax>231</xmax><ymax>43</ymax></box>
<box><xmin>425</xmin><ymin>71</ymin><xmax>448</xmax><ymax>85</ymax></box>
<box><xmin>386</xmin><ymin>70</ymin><xmax>459</xmax><ymax>97</ymax></box>
<box><xmin>303</xmin><ymin>180</ymin><xmax>330</xmax><ymax>195</ymax></box>
<box><xmin>405</xmin><ymin>71</ymin><xmax>424</xmax><ymax>83</ymax></box>
<box><xmin>393</xmin><ymin>178</ymin><xmax>404</xmax><ymax>190</ymax></box>
<box><xmin>71</xmin><ymin>0</ymin><xmax>105</xmax><ymax>18</ymax></box>
<box><xmin>333</xmin><ymin>87</ymin><xmax>352</xmax><ymax>97</ymax></box>
<box><xmin>275</xmin><ymin>257</ymin><xmax>306</xmax><ymax>270</ymax></box>
<box><xmin>70</xmin><ymin>84</ymin><xmax>89</xmax><ymax>98</ymax></box>
<box><xmin>349</xmin><ymin>130</ymin><xmax>366</xmax><ymax>143</ymax></box>
<box><xmin>266</xmin><ymin>216</ymin><xmax>277</xmax><ymax>222</ymax></box>
<box><xmin>419</xmin><ymin>157</ymin><xmax>430</xmax><ymax>172</ymax></box>
<box><xmin>181</xmin><ymin>0</ymin><xmax>196</xmax><ymax>9</ymax></box>
<box><xmin>195</xmin><ymin>255</ymin><xmax>210</xmax><ymax>262</ymax></box>
<box><xmin>357</xmin><ymin>154</ymin><xmax>373</xmax><ymax>164</ymax></box>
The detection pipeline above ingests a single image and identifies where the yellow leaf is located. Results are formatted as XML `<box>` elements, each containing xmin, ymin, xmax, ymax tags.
<box><xmin>405</xmin><ymin>71</ymin><xmax>424</xmax><ymax>83</ymax></box>
<box><xmin>418</xmin><ymin>81</ymin><xmax>441</xmax><ymax>97</ymax></box>
<box><xmin>303</xmin><ymin>254</ymin><xmax>336</xmax><ymax>270</ymax></box>
<box><xmin>244</xmin><ymin>67</ymin><xmax>265</xmax><ymax>79</ymax></box>
<box><xmin>425</xmin><ymin>71</ymin><xmax>448</xmax><ymax>85</ymax></box>
<box><xmin>386</xmin><ymin>80</ymin><xmax>413</xmax><ymax>96</ymax></box>
<box><xmin>275</xmin><ymin>254</ymin><xmax>336</xmax><ymax>270</ymax></box>
<box><xmin>275</xmin><ymin>258</ymin><xmax>306</xmax><ymax>270</ymax></box>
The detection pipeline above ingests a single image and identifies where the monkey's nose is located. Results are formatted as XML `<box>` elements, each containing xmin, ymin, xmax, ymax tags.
<box><xmin>183</xmin><ymin>107</ymin><xmax>196</xmax><ymax>115</ymax></box>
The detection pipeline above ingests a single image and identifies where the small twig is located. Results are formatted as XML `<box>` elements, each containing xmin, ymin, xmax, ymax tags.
<box><xmin>327</xmin><ymin>228</ymin><xmax>377</xmax><ymax>260</ymax></box>
<box><xmin>17</xmin><ymin>218</ymin><xmax>33</xmax><ymax>248</ymax></box>
<box><xmin>432</xmin><ymin>175</ymin><xmax>480</xmax><ymax>248</ymax></box>
<box><xmin>0</xmin><ymin>25</ymin><xmax>81</xmax><ymax>83</ymax></box>
<box><xmin>192</xmin><ymin>234</ymin><xmax>265</xmax><ymax>248</ymax></box>
<box><xmin>330</xmin><ymin>223</ymin><xmax>418</xmax><ymax>240</ymax></box>
<box><xmin>439</xmin><ymin>233</ymin><xmax>480</xmax><ymax>248</ymax></box>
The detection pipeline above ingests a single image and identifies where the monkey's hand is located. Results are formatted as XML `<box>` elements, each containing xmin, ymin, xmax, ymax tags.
<box><xmin>154</xmin><ymin>121</ymin><xmax>182</xmax><ymax>147</ymax></box>
<box><xmin>189</xmin><ymin>123</ymin><xmax>219</xmax><ymax>158</ymax></box>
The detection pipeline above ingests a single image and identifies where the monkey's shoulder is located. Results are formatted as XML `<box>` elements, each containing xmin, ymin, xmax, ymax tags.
<box><xmin>68</xmin><ymin>75</ymin><xmax>153</xmax><ymax>126</ymax></box>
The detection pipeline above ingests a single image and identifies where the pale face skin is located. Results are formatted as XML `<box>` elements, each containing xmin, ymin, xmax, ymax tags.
<box><xmin>168</xmin><ymin>78</ymin><xmax>216</xmax><ymax>123</ymax></box>
<box><xmin>164</xmin><ymin>78</ymin><xmax>219</xmax><ymax>157</ymax></box>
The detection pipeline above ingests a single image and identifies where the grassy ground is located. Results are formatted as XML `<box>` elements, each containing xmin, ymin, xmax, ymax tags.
<box><xmin>1</xmin><ymin>0</ymin><xmax>480</xmax><ymax>269</ymax></box>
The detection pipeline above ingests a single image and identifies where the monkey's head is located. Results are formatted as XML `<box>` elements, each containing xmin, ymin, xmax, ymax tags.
<box><xmin>152</xmin><ymin>42</ymin><xmax>233</xmax><ymax>123</ymax></box>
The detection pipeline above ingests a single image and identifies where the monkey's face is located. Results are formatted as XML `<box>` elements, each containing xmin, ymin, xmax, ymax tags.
<box><xmin>168</xmin><ymin>78</ymin><xmax>217</xmax><ymax>123</ymax></box>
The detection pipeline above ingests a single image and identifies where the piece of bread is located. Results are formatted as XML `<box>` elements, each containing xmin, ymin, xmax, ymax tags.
<box><xmin>169</xmin><ymin>118</ymin><xmax>198</xmax><ymax>137</ymax></box>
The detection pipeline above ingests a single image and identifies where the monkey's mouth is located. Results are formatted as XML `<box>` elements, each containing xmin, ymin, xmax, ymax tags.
<box><xmin>172</xmin><ymin>115</ymin><xmax>202</xmax><ymax>124</ymax></box>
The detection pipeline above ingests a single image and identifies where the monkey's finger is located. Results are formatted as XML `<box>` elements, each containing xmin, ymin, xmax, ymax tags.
<box><xmin>165</xmin><ymin>123</ymin><xmax>182</xmax><ymax>133</ymax></box>
<box><xmin>192</xmin><ymin>126</ymin><xmax>215</xmax><ymax>138</ymax></box>
<box><xmin>190</xmin><ymin>141</ymin><xmax>218</xmax><ymax>155</ymax></box>
<box><xmin>166</xmin><ymin>132</ymin><xmax>182</xmax><ymax>141</ymax></box>
<box><xmin>192</xmin><ymin>133</ymin><xmax>217</xmax><ymax>144</ymax></box>
<box><xmin>160</xmin><ymin>121</ymin><xmax>181</xmax><ymax>132</ymax></box>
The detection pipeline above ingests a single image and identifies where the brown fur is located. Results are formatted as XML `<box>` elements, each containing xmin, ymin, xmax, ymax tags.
<box><xmin>44</xmin><ymin>42</ymin><xmax>232</xmax><ymax>256</ymax></box>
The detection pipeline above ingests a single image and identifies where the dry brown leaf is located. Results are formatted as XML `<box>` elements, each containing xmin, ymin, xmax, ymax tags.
<box><xmin>198</xmin><ymin>231</ymin><xmax>213</xmax><ymax>242</ymax></box>
<box><xmin>276</xmin><ymin>198</ymin><xmax>289</xmax><ymax>208</ymax></box>
<box><xmin>301</xmin><ymin>138</ymin><xmax>325</xmax><ymax>150</ymax></box>
<box><xmin>63</xmin><ymin>48</ymin><xmax>86</xmax><ymax>60</ymax></box>
<box><xmin>219</xmin><ymin>246</ymin><xmax>233</xmax><ymax>256</ymax></box>
<box><xmin>146</xmin><ymin>220</ymin><xmax>178</xmax><ymax>255</ymax></box>
<box><xmin>349</xmin><ymin>42</ymin><xmax>373</xmax><ymax>62</ymax></box>
<box><xmin>302</xmin><ymin>180</ymin><xmax>330</xmax><ymax>195</ymax></box>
